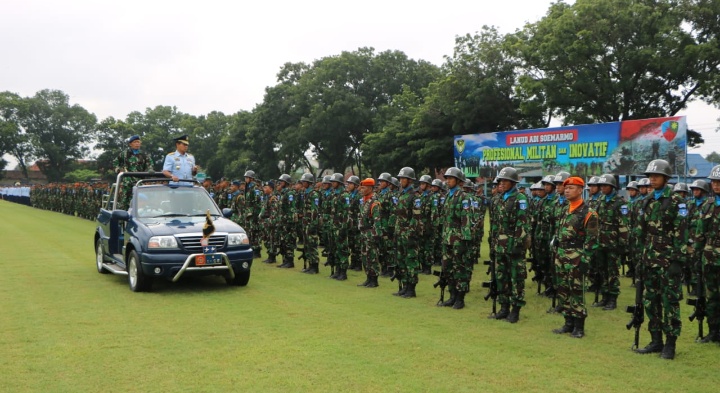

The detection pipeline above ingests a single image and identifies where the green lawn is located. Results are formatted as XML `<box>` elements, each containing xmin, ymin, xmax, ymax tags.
<box><xmin>0</xmin><ymin>200</ymin><xmax>716</xmax><ymax>392</ymax></box>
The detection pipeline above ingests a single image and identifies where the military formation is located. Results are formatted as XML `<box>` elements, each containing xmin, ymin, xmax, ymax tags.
<box><xmin>12</xmin><ymin>150</ymin><xmax>720</xmax><ymax>360</ymax></box>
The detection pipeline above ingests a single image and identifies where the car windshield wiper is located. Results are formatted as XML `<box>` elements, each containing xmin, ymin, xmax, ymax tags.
<box><xmin>189</xmin><ymin>213</ymin><xmax>220</xmax><ymax>217</ymax></box>
<box><xmin>155</xmin><ymin>213</ymin><xmax>190</xmax><ymax>217</ymax></box>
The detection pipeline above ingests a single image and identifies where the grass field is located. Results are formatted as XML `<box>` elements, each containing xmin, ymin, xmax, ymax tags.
<box><xmin>0</xmin><ymin>200</ymin><xmax>717</xmax><ymax>392</ymax></box>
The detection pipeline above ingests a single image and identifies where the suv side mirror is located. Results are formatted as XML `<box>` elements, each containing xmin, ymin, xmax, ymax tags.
<box><xmin>112</xmin><ymin>210</ymin><xmax>130</xmax><ymax>221</ymax></box>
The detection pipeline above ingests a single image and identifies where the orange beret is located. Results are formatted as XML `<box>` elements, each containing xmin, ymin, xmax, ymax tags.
<box><xmin>563</xmin><ymin>176</ymin><xmax>585</xmax><ymax>187</ymax></box>
<box><xmin>360</xmin><ymin>178</ymin><xmax>375</xmax><ymax>186</ymax></box>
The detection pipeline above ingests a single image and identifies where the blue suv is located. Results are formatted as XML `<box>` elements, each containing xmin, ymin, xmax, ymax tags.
<box><xmin>94</xmin><ymin>173</ymin><xmax>253</xmax><ymax>292</ymax></box>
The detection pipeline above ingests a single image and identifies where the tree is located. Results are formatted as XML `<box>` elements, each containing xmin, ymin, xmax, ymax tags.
<box><xmin>706</xmin><ymin>151</ymin><xmax>720</xmax><ymax>165</ymax></box>
<box><xmin>21</xmin><ymin>89</ymin><xmax>96</xmax><ymax>182</ymax></box>
<box><xmin>0</xmin><ymin>91</ymin><xmax>34</xmax><ymax>179</ymax></box>
<box><xmin>514</xmin><ymin>0</ymin><xmax>720</xmax><ymax>125</ymax></box>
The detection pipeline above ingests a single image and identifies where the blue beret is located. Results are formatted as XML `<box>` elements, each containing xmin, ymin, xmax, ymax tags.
<box><xmin>264</xmin><ymin>180</ymin><xmax>275</xmax><ymax>188</ymax></box>
<box><xmin>232</xmin><ymin>180</ymin><xmax>242</xmax><ymax>186</ymax></box>
<box><xmin>127</xmin><ymin>135</ymin><xmax>140</xmax><ymax>144</ymax></box>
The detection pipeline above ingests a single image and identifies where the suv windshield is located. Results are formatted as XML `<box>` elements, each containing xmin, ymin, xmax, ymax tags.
<box><xmin>132</xmin><ymin>186</ymin><xmax>220</xmax><ymax>218</ymax></box>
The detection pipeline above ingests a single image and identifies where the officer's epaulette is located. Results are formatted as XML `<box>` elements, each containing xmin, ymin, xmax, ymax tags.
<box><xmin>167</xmin><ymin>152</ymin><xmax>174</xmax><ymax>155</ymax></box>
<box><xmin>187</xmin><ymin>153</ymin><xmax>194</xmax><ymax>157</ymax></box>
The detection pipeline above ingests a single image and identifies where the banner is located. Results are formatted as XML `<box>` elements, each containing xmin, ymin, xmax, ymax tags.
<box><xmin>453</xmin><ymin>116</ymin><xmax>686</xmax><ymax>179</ymax></box>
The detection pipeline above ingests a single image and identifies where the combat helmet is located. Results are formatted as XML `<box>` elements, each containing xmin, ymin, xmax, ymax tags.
<box><xmin>596</xmin><ymin>174</ymin><xmax>617</xmax><ymax>188</ymax></box>
<box><xmin>419</xmin><ymin>175</ymin><xmax>433</xmax><ymax>184</ymax></box>
<box><xmin>497</xmin><ymin>167</ymin><xmax>520</xmax><ymax>183</ymax></box>
<box><xmin>397</xmin><ymin>167</ymin><xmax>416</xmax><ymax>180</ymax></box>
<box><xmin>644</xmin><ymin>159</ymin><xmax>672</xmax><ymax>177</ymax></box>
<box><xmin>443</xmin><ymin>167</ymin><xmax>466</xmax><ymax>182</ymax></box>
<box><xmin>689</xmin><ymin>179</ymin><xmax>710</xmax><ymax>193</ymax></box>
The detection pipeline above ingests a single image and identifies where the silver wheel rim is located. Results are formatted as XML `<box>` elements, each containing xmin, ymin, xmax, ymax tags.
<box><xmin>129</xmin><ymin>256</ymin><xmax>137</xmax><ymax>288</ymax></box>
<box><xmin>96</xmin><ymin>242</ymin><xmax>104</xmax><ymax>271</ymax></box>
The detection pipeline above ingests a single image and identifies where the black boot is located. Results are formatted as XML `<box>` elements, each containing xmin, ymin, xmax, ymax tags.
<box><xmin>357</xmin><ymin>275</ymin><xmax>371</xmax><ymax>287</ymax></box>
<box><xmin>393</xmin><ymin>283</ymin><xmax>407</xmax><ymax>297</ymax></box>
<box><xmin>452</xmin><ymin>291</ymin><xmax>466</xmax><ymax>309</ymax></box>
<box><xmin>602</xmin><ymin>295</ymin><xmax>617</xmax><ymax>311</ymax></box>
<box><xmin>699</xmin><ymin>324</ymin><xmax>720</xmax><ymax>343</ymax></box>
<box><xmin>329</xmin><ymin>268</ymin><xmax>340</xmax><ymax>279</ymax></box>
<box><xmin>303</xmin><ymin>263</ymin><xmax>319</xmax><ymax>274</ymax></box>
<box><xmin>492</xmin><ymin>303</ymin><xmax>510</xmax><ymax>320</ymax></box>
<box><xmin>335</xmin><ymin>268</ymin><xmax>347</xmax><ymax>281</ymax></box>
<box><xmin>253</xmin><ymin>248</ymin><xmax>262</xmax><ymax>259</ymax></box>
<box><xmin>634</xmin><ymin>331</ymin><xmax>664</xmax><ymax>354</ymax></box>
<box><xmin>660</xmin><ymin>335</ymin><xmax>677</xmax><ymax>360</ymax></box>
<box><xmin>262</xmin><ymin>254</ymin><xmax>276</xmax><ymax>264</ymax></box>
<box><xmin>442</xmin><ymin>288</ymin><xmax>457</xmax><ymax>307</ymax></box>
<box><xmin>571</xmin><ymin>316</ymin><xmax>585</xmax><ymax>338</ymax></box>
<box><xmin>365</xmin><ymin>275</ymin><xmax>379</xmax><ymax>288</ymax></box>
<box><xmin>277</xmin><ymin>257</ymin><xmax>294</xmax><ymax>268</ymax></box>
<box><xmin>553</xmin><ymin>316</ymin><xmax>574</xmax><ymax>334</ymax></box>
<box><xmin>592</xmin><ymin>295</ymin><xmax>607</xmax><ymax>308</ymax></box>
<box><xmin>401</xmin><ymin>283</ymin><xmax>417</xmax><ymax>298</ymax></box>
<box><xmin>505</xmin><ymin>305</ymin><xmax>521</xmax><ymax>323</ymax></box>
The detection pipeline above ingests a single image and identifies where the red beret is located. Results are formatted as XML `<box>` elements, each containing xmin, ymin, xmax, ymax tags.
<box><xmin>563</xmin><ymin>176</ymin><xmax>585</xmax><ymax>187</ymax></box>
<box><xmin>360</xmin><ymin>178</ymin><xmax>375</xmax><ymax>186</ymax></box>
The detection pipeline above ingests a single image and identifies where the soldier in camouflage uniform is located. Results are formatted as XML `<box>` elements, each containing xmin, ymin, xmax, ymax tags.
<box><xmin>625</xmin><ymin>181</ymin><xmax>641</xmax><ymax>281</ymax></box>
<box><xmin>439</xmin><ymin>167</ymin><xmax>474</xmax><ymax>309</ymax></box>
<box><xmin>346</xmin><ymin>176</ymin><xmax>362</xmax><ymax>271</ymax></box>
<box><xmin>112</xmin><ymin>135</ymin><xmax>154</xmax><ymax>210</ymax></box>
<box><xmin>691</xmin><ymin>166</ymin><xmax>720</xmax><ymax>343</ymax></box>
<box><xmin>259</xmin><ymin>180</ymin><xmax>280</xmax><ymax>264</ymax></box>
<box><xmin>276</xmin><ymin>174</ymin><xmax>298</xmax><ymax>268</ymax></box>
<box><xmin>229</xmin><ymin>180</ymin><xmax>245</xmax><ymax>227</ymax></box>
<box><xmin>320</xmin><ymin>175</ymin><xmax>334</xmax><ymax>262</ymax></box>
<box><xmin>528</xmin><ymin>182</ymin><xmax>546</xmax><ymax>292</ymax></box>
<box><xmin>299</xmin><ymin>173</ymin><xmax>321</xmax><ymax>274</ymax></box>
<box><xmin>548</xmin><ymin>171</ymin><xmax>571</xmax><ymax>311</ymax></box>
<box><xmin>391</xmin><ymin>167</ymin><xmax>423</xmax><ymax>298</ymax></box>
<box><xmin>429</xmin><ymin>179</ymin><xmax>446</xmax><ymax>268</ymax></box>
<box><xmin>537</xmin><ymin>175</ymin><xmax>557</xmax><ymax>296</ymax></box>
<box><xmin>329</xmin><ymin>173</ymin><xmax>350</xmax><ymax>280</ymax></box>
<box><xmin>244</xmin><ymin>170</ymin><xmax>264</xmax><ymax>259</ymax></box>
<box><xmin>376</xmin><ymin>173</ymin><xmax>394</xmax><ymax>277</ymax></box>
<box><xmin>634</xmin><ymin>159</ymin><xmax>686</xmax><ymax>360</ymax></box>
<box><xmin>417</xmin><ymin>175</ymin><xmax>435</xmax><ymax>275</ymax></box>
<box><xmin>357</xmin><ymin>178</ymin><xmax>383</xmax><ymax>288</ymax></box>
<box><xmin>491</xmin><ymin>167</ymin><xmax>530</xmax><ymax>322</ymax></box>
<box><xmin>685</xmin><ymin>179</ymin><xmax>710</xmax><ymax>295</ymax></box>
<box><xmin>592</xmin><ymin>174</ymin><xmax>629</xmax><ymax>310</ymax></box>
<box><xmin>551</xmin><ymin>177</ymin><xmax>599</xmax><ymax>338</ymax></box>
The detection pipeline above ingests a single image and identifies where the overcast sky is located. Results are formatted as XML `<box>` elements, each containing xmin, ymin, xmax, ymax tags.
<box><xmin>1</xmin><ymin>0</ymin><xmax>718</xmax><ymax>160</ymax></box>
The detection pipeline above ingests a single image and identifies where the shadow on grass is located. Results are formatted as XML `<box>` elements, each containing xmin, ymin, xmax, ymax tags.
<box><xmin>100</xmin><ymin>272</ymin><xmax>245</xmax><ymax>295</ymax></box>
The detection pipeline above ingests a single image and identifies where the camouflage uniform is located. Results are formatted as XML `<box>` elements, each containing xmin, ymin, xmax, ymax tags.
<box><xmin>277</xmin><ymin>183</ymin><xmax>298</xmax><ymax>265</ymax></box>
<box><xmin>494</xmin><ymin>185</ymin><xmax>530</xmax><ymax>318</ymax></box>
<box><xmin>301</xmin><ymin>183</ymin><xmax>322</xmax><ymax>273</ymax></box>
<box><xmin>259</xmin><ymin>187</ymin><xmax>280</xmax><ymax>261</ymax></box>
<box><xmin>537</xmin><ymin>191</ymin><xmax>557</xmax><ymax>294</ymax></box>
<box><xmin>441</xmin><ymin>183</ymin><xmax>474</xmax><ymax>301</ymax></box>
<box><xmin>636</xmin><ymin>183</ymin><xmax>686</xmax><ymax>355</ymax></box>
<box><xmin>113</xmin><ymin>149</ymin><xmax>154</xmax><ymax>210</ymax></box>
<box><xmin>694</xmin><ymin>195</ymin><xmax>720</xmax><ymax>342</ymax></box>
<box><xmin>245</xmin><ymin>181</ymin><xmax>263</xmax><ymax>257</ymax></box>
<box><xmin>330</xmin><ymin>184</ymin><xmax>350</xmax><ymax>279</ymax></box>
<box><xmin>359</xmin><ymin>193</ymin><xmax>383</xmax><ymax>281</ymax></box>
<box><xmin>595</xmin><ymin>189</ymin><xmax>629</xmax><ymax>307</ymax></box>
<box><xmin>554</xmin><ymin>197</ymin><xmax>599</xmax><ymax>336</ymax></box>
<box><xmin>394</xmin><ymin>183</ymin><xmax>422</xmax><ymax>292</ymax></box>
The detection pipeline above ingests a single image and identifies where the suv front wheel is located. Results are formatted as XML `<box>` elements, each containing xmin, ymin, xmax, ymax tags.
<box><xmin>128</xmin><ymin>250</ymin><xmax>152</xmax><ymax>292</ymax></box>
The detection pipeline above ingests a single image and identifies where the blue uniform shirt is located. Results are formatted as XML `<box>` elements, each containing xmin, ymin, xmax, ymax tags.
<box><xmin>163</xmin><ymin>151</ymin><xmax>196</xmax><ymax>184</ymax></box>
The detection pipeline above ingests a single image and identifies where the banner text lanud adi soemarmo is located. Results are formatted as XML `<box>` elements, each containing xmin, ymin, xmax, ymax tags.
<box><xmin>453</xmin><ymin>116</ymin><xmax>687</xmax><ymax>178</ymax></box>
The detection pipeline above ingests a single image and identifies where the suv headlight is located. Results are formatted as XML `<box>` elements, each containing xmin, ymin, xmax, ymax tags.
<box><xmin>227</xmin><ymin>233</ymin><xmax>249</xmax><ymax>246</ymax></box>
<box><xmin>148</xmin><ymin>236</ymin><xmax>178</xmax><ymax>249</ymax></box>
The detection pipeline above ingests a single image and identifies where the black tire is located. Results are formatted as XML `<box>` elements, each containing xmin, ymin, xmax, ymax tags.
<box><xmin>127</xmin><ymin>250</ymin><xmax>152</xmax><ymax>292</ymax></box>
<box><xmin>226</xmin><ymin>269</ymin><xmax>250</xmax><ymax>287</ymax></box>
<box><xmin>96</xmin><ymin>239</ymin><xmax>109</xmax><ymax>274</ymax></box>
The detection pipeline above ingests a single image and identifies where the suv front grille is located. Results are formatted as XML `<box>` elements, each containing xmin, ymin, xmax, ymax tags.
<box><xmin>178</xmin><ymin>235</ymin><xmax>226</xmax><ymax>253</ymax></box>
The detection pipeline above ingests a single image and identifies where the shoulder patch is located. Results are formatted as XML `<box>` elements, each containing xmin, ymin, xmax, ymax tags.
<box><xmin>345</xmin><ymin>197</ymin><xmax>350</xmax><ymax>206</ymax></box>
<box><xmin>314</xmin><ymin>198</ymin><xmax>319</xmax><ymax>206</ymax></box>
<box><xmin>462</xmin><ymin>200</ymin><xmax>470</xmax><ymax>210</ymax></box>
<box><xmin>620</xmin><ymin>204</ymin><xmax>628</xmax><ymax>215</ymax></box>
<box><xmin>414</xmin><ymin>198</ymin><xmax>421</xmax><ymax>208</ymax></box>
<box><xmin>519</xmin><ymin>200</ymin><xmax>527</xmax><ymax>210</ymax></box>
<box><xmin>678</xmin><ymin>203</ymin><xmax>688</xmax><ymax>217</ymax></box>
<box><xmin>288</xmin><ymin>194</ymin><xmax>294</xmax><ymax>202</ymax></box>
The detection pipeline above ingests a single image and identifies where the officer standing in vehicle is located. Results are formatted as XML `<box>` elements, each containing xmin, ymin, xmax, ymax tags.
<box><xmin>162</xmin><ymin>135</ymin><xmax>198</xmax><ymax>184</ymax></box>
<box><xmin>634</xmin><ymin>159</ymin><xmax>686</xmax><ymax>360</ymax></box>
<box><xmin>113</xmin><ymin>135</ymin><xmax>154</xmax><ymax>209</ymax></box>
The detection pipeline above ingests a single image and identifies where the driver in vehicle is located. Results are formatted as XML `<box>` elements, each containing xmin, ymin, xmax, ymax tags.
<box><xmin>135</xmin><ymin>193</ymin><xmax>163</xmax><ymax>217</ymax></box>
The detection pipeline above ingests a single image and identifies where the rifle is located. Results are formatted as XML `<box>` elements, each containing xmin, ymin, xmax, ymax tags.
<box><xmin>297</xmin><ymin>247</ymin><xmax>307</xmax><ymax>271</ymax></box>
<box><xmin>390</xmin><ymin>266</ymin><xmax>402</xmax><ymax>292</ymax></box>
<box><xmin>625</xmin><ymin>263</ymin><xmax>645</xmax><ymax>350</ymax></box>
<box><xmin>593</xmin><ymin>269</ymin><xmax>602</xmax><ymax>306</ymax></box>
<box><xmin>547</xmin><ymin>236</ymin><xmax>558</xmax><ymax>313</ymax></box>
<box><xmin>433</xmin><ymin>268</ymin><xmax>448</xmax><ymax>306</ymax></box>
<box><xmin>482</xmin><ymin>259</ymin><xmax>498</xmax><ymax>317</ymax></box>
<box><xmin>687</xmin><ymin>246</ymin><xmax>706</xmax><ymax>341</ymax></box>
<box><xmin>528</xmin><ymin>257</ymin><xmax>543</xmax><ymax>295</ymax></box>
